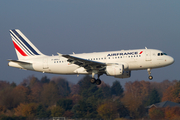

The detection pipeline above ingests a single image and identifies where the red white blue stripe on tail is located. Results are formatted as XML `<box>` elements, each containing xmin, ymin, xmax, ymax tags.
<box><xmin>9</xmin><ymin>29</ymin><xmax>44</xmax><ymax>59</ymax></box>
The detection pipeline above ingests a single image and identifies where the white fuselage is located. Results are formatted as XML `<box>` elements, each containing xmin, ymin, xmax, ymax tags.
<box><xmin>8</xmin><ymin>49</ymin><xmax>174</xmax><ymax>76</ymax></box>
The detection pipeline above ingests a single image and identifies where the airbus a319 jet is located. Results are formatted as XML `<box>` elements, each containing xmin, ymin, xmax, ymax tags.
<box><xmin>8</xmin><ymin>29</ymin><xmax>174</xmax><ymax>85</ymax></box>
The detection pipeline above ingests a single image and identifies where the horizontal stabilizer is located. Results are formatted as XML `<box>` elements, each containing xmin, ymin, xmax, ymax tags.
<box><xmin>8</xmin><ymin>59</ymin><xmax>32</xmax><ymax>65</ymax></box>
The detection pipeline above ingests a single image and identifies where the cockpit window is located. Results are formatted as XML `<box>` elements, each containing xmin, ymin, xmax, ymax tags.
<box><xmin>158</xmin><ymin>53</ymin><xmax>167</xmax><ymax>56</ymax></box>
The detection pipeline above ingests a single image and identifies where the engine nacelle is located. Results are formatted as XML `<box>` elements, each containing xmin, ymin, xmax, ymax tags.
<box><xmin>106</xmin><ymin>64</ymin><xmax>124</xmax><ymax>76</ymax></box>
<box><xmin>115</xmin><ymin>71</ymin><xmax>131</xmax><ymax>78</ymax></box>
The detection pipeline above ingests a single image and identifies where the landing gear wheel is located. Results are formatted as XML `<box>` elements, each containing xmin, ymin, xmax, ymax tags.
<box><xmin>148</xmin><ymin>76</ymin><xmax>153</xmax><ymax>80</ymax></box>
<box><xmin>96</xmin><ymin>79</ymin><xmax>101</xmax><ymax>85</ymax></box>
<box><xmin>90</xmin><ymin>78</ymin><xmax>96</xmax><ymax>84</ymax></box>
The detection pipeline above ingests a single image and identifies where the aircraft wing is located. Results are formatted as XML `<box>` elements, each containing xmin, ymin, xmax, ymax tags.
<box><xmin>61</xmin><ymin>54</ymin><xmax>106</xmax><ymax>72</ymax></box>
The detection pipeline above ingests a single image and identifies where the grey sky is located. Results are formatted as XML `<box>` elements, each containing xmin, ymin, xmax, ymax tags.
<box><xmin>0</xmin><ymin>0</ymin><xmax>179</xmax><ymax>86</ymax></box>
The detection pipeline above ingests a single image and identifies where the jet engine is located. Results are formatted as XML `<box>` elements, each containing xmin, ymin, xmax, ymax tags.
<box><xmin>106</xmin><ymin>64</ymin><xmax>124</xmax><ymax>76</ymax></box>
<box><xmin>106</xmin><ymin>64</ymin><xmax>131</xmax><ymax>78</ymax></box>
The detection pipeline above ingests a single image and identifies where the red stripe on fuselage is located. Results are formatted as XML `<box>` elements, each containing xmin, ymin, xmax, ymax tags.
<box><xmin>13</xmin><ymin>41</ymin><xmax>28</xmax><ymax>56</ymax></box>
<box><xmin>139</xmin><ymin>51</ymin><xmax>143</xmax><ymax>54</ymax></box>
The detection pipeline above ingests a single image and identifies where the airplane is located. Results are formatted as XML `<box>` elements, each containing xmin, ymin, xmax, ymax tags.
<box><xmin>8</xmin><ymin>29</ymin><xmax>174</xmax><ymax>85</ymax></box>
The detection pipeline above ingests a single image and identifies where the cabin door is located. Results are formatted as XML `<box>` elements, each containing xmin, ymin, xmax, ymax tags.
<box><xmin>145</xmin><ymin>51</ymin><xmax>151</xmax><ymax>61</ymax></box>
<box><xmin>43</xmin><ymin>58</ymin><xmax>49</xmax><ymax>69</ymax></box>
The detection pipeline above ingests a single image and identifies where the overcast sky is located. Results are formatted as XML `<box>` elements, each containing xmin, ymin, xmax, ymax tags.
<box><xmin>0</xmin><ymin>0</ymin><xmax>179</xmax><ymax>86</ymax></box>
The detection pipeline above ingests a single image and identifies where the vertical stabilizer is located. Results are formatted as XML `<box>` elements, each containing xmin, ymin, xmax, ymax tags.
<box><xmin>9</xmin><ymin>29</ymin><xmax>44</xmax><ymax>60</ymax></box>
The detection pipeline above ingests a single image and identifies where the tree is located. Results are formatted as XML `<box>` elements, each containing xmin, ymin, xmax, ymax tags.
<box><xmin>29</xmin><ymin>76</ymin><xmax>39</xmax><ymax>88</ymax></box>
<box><xmin>99</xmin><ymin>82</ymin><xmax>111</xmax><ymax>98</ymax></box>
<box><xmin>0</xmin><ymin>105</ymin><xmax>6</xmax><ymax>113</ymax></box>
<box><xmin>0</xmin><ymin>85</ymin><xmax>30</xmax><ymax>109</ymax></box>
<box><xmin>122</xmin><ymin>81</ymin><xmax>151</xmax><ymax>118</ymax></box>
<box><xmin>28</xmin><ymin>82</ymin><xmax>43</xmax><ymax>103</ymax></box>
<box><xmin>97</xmin><ymin>101</ymin><xmax>117</xmax><ymax>120</ymax></box>
<box><xmin>14</xmin><ymin>103</ymin><xmax>38</xmax><ymax>117</ymax></box>
<box><xmin>72</xmin><ymin>100</ymin><xmax>97</xmax><ymax>118</ymax></box>
<box><xmin>50</xmin><ymin>106</ymin><xmax>65</xmax><ymax>117</ymax></box>
<box><xmin>63</xmin><ymin>110</ymin><xmax>74</xmax><ymax>118</ymax></box>
<box><xmin>111</xmin><ymin>80</ymin><xmax>124</xmax><ymax>96</ymax></box>
<box><xmin>0</xmin><ymin>81</ymin><xmax>11</xmax><ymax>91</ymax></box>
<box><xmin>162</xmin><ymin>81</ymin><xmax>180</xmax><ymax>103</ymax></box>
<box><xmin>20</xmin><ymin>75</ymin><xmax>39</xmax><ymax>87</ymax></box>
<box><xmin>10</xmin><ymin>82</ymin><xmax>16</xmax><ymax>88</ymax></box>
<box><xmin>150</xmin><ymin>80</ymin><xmax>177</xmax><ymax>98</ymax></box>
<box><xmin>51</xmin><ymin>76</ymin><xmax>71</xmax><ymax>97</ymax></box>
<box><xmin>12</xmin><ymin>85</ymin><xmax>30</xmax><ymax>106</ymax></box>
<box><xmin>146</xmin><ymin>88</ymin><xmax>160</xmax><ymax>106</ymax></box>
<box><xmin>78</xmin><ymin>75</ymin><xmax>94</xmax><ymax>95</ymax></box>
<box><xmin>70</xmin><ymin>84</ymin><xmax>80</xmax><ymax>95</ymax></box>
<box><xmin>72</xmin><ymin>104</ymin><xmax>83</xmax><ymax>118</ymax></box>
<box><xmin>0</xmin><ymin>86</ymin><xmax>14</xmax><ymax>109</ymax></box>
<box><xmin>56</xmin><ymin>99</ymin><xmax>73</xmax><ymax>111</ymax></box>
<box><xmin>115</xmin><ymin>101</ymin><xmax>129</xmax><ymax>118</ymax></box>
<box><xmin>36</xmin><ymin>104</ymin><xmax>51</xmax><ymax>118</ymax></box>
<box><xmin>71</xmin><ymin>94</ymin><xmax>82</xmax><ymax>104</ymax></box>
<box><xmin>40</xmin><ymin>76</ymin><xmax>50</xmax><ymax>84</ymax></box>
<box><xmin>121</xmin><ymin>93</ymin><xmax>143</xmax><ymax>118</ymax></box>
<box><xmin>41</xmin><ymin>82</ymin><xmax>60</xmax><ymax>106</ymax></box>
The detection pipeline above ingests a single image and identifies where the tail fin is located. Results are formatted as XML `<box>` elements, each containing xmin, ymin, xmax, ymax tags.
<box><xmin>9</xmin><ymin>29</ymin><xmax>44</xmax><ymax>60</ymax></box>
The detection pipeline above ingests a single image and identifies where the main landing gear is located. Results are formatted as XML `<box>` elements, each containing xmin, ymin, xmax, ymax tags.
<box><xmin>90</xmin><ymin>72</ymin><xmax>102</xmax><ymax>85</ymax></box>
<box><xmin>147</xmin><ymin>68</ymin><xmax>153</xmax><ymax>80</ymax></box>
<box><xmin>90</xmin><ymin>78</ymin><xmax>101</xmax><ymax>85</ymax></box>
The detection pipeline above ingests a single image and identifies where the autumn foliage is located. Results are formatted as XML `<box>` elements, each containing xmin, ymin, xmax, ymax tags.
<box><xmin>0</xmin><ymin>75</ymin><xmax>179</xmax><ymax>120</ymax></box>
<box><xmin>162</xmin><ymin>81</ymin><xmax>180</xmax><ymax>103</ymax></box>
<box><xmin>97</xmin><ymin>101</ymin><xmax>117</xmax><ymax>120</ymax></box>
<box><xmin>149</xmin><ymin>106</ymin><xmax>180</xmax><ymax>120</ymax></box>
<box><xmin>14</xmin><ymin>103</ymin><xmax>37</xmax><ymax>117</ymax></box>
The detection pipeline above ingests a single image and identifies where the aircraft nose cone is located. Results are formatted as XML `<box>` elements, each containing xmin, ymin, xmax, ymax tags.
<box><xmin>168</xmin><ymin>56</ymin><xmax>174</xmax><ymax>65</ymax></box>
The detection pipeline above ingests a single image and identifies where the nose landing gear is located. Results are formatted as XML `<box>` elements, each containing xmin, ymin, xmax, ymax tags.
<box><xmin>147</xmin><ymin>68</ymin><xmax>153</xmax><ymax>80</ymax></box>
<box><xmin>148</xmin><ymin>75</ymin><xmax>153</xmax><ymax>80</ymax></box>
